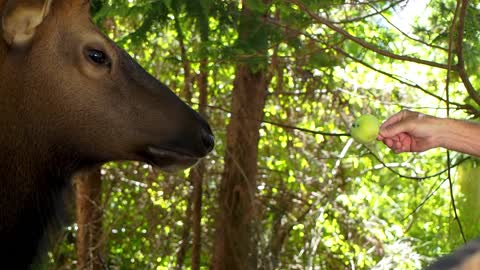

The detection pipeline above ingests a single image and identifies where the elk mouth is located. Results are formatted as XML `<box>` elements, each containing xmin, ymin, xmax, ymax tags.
<box><xmin>145</xmin><ymin>146</ymin><xmax>200</xmax><ymax>172</ymax></box>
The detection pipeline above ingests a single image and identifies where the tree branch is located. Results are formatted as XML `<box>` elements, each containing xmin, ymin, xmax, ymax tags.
<box><xmin>332</xmin><ymin>46</ymin><xmax>480</xmax><ymax>116</ymax></box>
<box><xmin>402</xmin><ymin>177</ymin><xmax>448</xmax><ymax>223</ymax></box>
<box><xmin>204</xmin><ymin>103</ymin><xmax>349</xmax><ymax>137</ymax></box>
<box><xmin>449</xmin><ymin>0</ymin><xmax>467</xmax><ymax>243</ymax></box>
<box><xmin>456</xmin><ymin>0</ymin><xmax>480</xmax><ymax>107</ymax></box>
<box><xmin>332</xmin><ymin>0</ymin><xmax>406</xmax><ymax>24</ymax></box>
<box><xmin>265</xmin><ymin>14</ymin><xmax>480</xmax><ymax>117</ymax></box>
<box><xmin>367</xmin><ymin>147</ymin><xmax>468</xmax><ymax>181</ymax></box>
<box><xmin>368</xmin><ymin>3</ymin><xmax>448</xmax><ymax>51</ymax></box>
<box><xmin>287</xmin><ymin>0</ymin><xmax>451</xmax><ymax>70</ymax></box>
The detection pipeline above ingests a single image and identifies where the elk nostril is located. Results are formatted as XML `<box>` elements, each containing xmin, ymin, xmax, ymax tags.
<box><xmin>201</xmin><ymin>132</ymin><xmax>215</xmax><ymax>153</ymax></box>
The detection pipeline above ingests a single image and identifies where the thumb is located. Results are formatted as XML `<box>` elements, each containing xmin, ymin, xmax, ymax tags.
<box><xmin>379</xmin><ymin>119</ymin><xmax>415</xmax><ymax>138</ymax></box>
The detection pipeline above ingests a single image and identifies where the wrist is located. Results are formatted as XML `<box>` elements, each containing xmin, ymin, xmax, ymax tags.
<box><xmin>432</xmin><ymin>116</ymin><xmax>452</xmax><ymax>149</ymax></box>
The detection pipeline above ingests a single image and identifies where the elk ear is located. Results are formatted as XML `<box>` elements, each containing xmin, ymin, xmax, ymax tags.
<box><xmin>1</xmin><ymin>0</ymin><xmax>52</xmax><ymax>46</ymax></box>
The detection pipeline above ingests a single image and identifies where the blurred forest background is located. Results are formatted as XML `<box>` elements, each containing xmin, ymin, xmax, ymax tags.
<box><xmin>47</xmin><ymin>0</ymin><xmax>480</xmax><ymax>269</ymax></box>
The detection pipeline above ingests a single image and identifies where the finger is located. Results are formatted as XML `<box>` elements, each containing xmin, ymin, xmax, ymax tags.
<box><xmin>382</xmin><ymin>135</ymin><xmax>401</xmax><ymax>148</ymax></box>
<box><xmin>391</xmin><ymin>134</ymin><xmax>402</xmax><ymax>142</ymax></box>
<box><xmin>395</xmin><ymin>141</ymin><xmax>410</xmax><ymax>153</ymax></box>
<box><xmin>383</xmin><ymin>138</ymin><xmax>394</xmax><ymax>148</ymax></box>
<box><xmin>401</xmin><ymin>144</ymin><xmax>410</xmax><ymax>152</ymax></box>
<box><xmin>379</xmin><ymin>119</ymin><xmax>416</xmax><ymax>139</ymax></box>
<box><xmin>394</xmin><ymin>140</ymin><xmax>402</xmax><ymax>149</ymax></box>
<box><xmin>412</xmin><ymin>139</ymin><xmax>434</xmax><ymax>153</ymax></box>
<box><xmin>398</xmin><ymin>133</ymin><xmax>411</xmax><ymax>144</ymax></box>
<box><xmin>380</xmin><ymin>110</ymin><xmax>415</xmax><ymax>130</ymax></box>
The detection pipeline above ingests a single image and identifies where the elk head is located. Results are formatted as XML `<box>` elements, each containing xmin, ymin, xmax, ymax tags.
<box><xmin>0</xmin><ymin>0</ymin><xmax>214</xmax><ymax>172</ymax></box>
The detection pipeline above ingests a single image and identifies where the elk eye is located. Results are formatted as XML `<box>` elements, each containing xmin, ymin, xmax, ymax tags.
<box><xmin>87</xmin><ymin>49</ymin><xmax>111</xmax><ymax>67</ymax></box>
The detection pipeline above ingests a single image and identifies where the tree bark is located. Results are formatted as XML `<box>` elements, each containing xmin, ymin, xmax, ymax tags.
<box><xmin>173</xmin><ymin>9</ymin><xmax>194</xmax><ymax>269</ymax></box>
<box><xmin>192</xmin><ymin>16</ymin><xmax>210</xmax><ymax>268</ymax></box>
<box><xmin>175</xmin><ymin>189</ymin><xmax>193</xmax><ymax>270</ymax></box>
<box><xmin>75</xmin><ymin>169</ymin><xmax>104</xmax><ymax>270</ymax></box>
<box><xmin>174</xmin><ymin>11</ymin><xmax>192</xmax><ymax>102</ymax></box>
<box><xmin>212</xmin><ymin>63</ymin><xmax>268</xmax><ymax>270</ymax></box>
<box><xmin>212</xmin><ymin>2</ymin><xmax>270</xmax><ymax>266</ymax></box>
<box><xmin>191</xmin><ymin>161</ymin><xmax>205</xmax><ymax>270</ymax></box>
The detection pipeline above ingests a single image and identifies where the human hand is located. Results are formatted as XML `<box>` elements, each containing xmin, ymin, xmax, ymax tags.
<box><xmin>377</xmin><ymin>110</ymin><xmax>444</xmax><ymax>153</ymax></box>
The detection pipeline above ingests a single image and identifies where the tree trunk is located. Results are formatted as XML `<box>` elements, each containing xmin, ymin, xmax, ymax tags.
<box><xmin>192</xmin><ymin>16</ymin><xmax>210</xmax><ymax>267</ymax></box>
<box><xmin>175</xmin><ymin>189</ymin><xmax>193</xmax><ymax>270</ymax></box>
<box><xmin>174</xmin><ymin>11</ymin><xmax>192</xmax><ymax>102</ymax></box>
<box><xmin>212</xmin><ymin>1</ymin><xmax>269</xmax><ymax>264</ymax></box>
<box><xmin>191</xmin><ymin>161</ymin><xmax>205</xmax><ymax>270</ymax></box>
<box><xmin>173</xmin><ymin>9</ymin><xmax>194</xmax><ymax>269</ymax></box>
<box><xmin>75</xmin><ymin>169</ymin><xmax>104</xmax><ymax>270</ymax></box>
<box><xmin>213</xmin><ymin>63</ymin><xmax>268</xmax><ymax>270</ymax></box>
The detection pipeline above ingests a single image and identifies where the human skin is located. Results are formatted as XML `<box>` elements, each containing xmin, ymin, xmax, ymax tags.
<box><xmin>377</xmin><ymin>110</ymin><xmax>480</xmax><ymax>157</ymax></box>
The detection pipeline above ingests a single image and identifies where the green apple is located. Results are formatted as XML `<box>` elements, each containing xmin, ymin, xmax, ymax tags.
<box><xmin>350</xmin><ymin>114</ymin><xmax>380</xmax><ymax>144</ymax></box>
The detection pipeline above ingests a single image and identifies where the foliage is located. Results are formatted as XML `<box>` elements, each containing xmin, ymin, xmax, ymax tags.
<box><xmin>45</xmin><ymin>0</ymin><xmax>480</xmax><ymax>269</ymax></box>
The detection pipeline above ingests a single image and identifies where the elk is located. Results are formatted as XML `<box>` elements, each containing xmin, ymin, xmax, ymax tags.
<box><xmin>0</xmin><ymin>0</ymin><xmax>214</xmax><ymax>268</ymax></box>
<box><xmin>425</xmin><ymin>238</ymin><xmax>480</xmax><ymax>270</ymax></box>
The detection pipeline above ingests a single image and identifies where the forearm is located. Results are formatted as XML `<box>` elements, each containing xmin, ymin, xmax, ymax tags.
<box><xmin>438</xmin><ymin>118</ymin><xmax>480</xmax><ymax>157</ymax></box>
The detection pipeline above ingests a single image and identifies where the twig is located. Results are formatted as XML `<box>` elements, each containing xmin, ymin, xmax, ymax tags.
<box><xmin>334</xmin><ymin>47</ymin><xmax>446</xmax><ymax>102</ymax></box>
<box><xmin>204</xmin><ymin>103</ymin><xmax>350</xmax><ymax>137</ymax></box>
<box><xmin>332</xmin><ymin>0</ymin><xmax>406</xmax><ymax>24</ymax></box>
<box><xmin>332</xmin><ymin>46</ymin><xmax>480</xmax><ymax>117</ymax></box>
<box><xmin>367</xmin><ymin>147</ymin><xmax>468</xmax><ymax>181</ymax></box>
<box><xmin>264</xmin><ymin>16</ymin><xmax>480</xmax><ymax>117</ymax></box>
<box><xmin>368</xmin><ymin>3</ymin><xmax>448</xmax><ymax>51</ymax></box>
<box><xmin>286</xmin><ymin>0</ymin><xmax>451</xmax><ymax>70</ymax></box>
<box><xmin>402</xmin><ymin>177</ymin><xmax>449</xmax><ymax>222</ymax></box>
<box><xmin>456</xmin><ymin>0</ymin><xmax>480</xmax><ymax>107</ymax></box>
<box><xmin>262</xmin><ymin>119</ymin><xmax>349</xmax><ymax>137</ymax></box>
<box><xmin>447</xmin><ymin>0</ymin><xmax>466</xmax><ymax>243</ymax></box>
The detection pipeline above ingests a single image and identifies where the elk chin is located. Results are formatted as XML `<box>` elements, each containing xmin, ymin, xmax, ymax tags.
<box><xmin>145</xmin><ymin>146</ymin><xmax>200</xmax><ymax>172</ymax></box>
